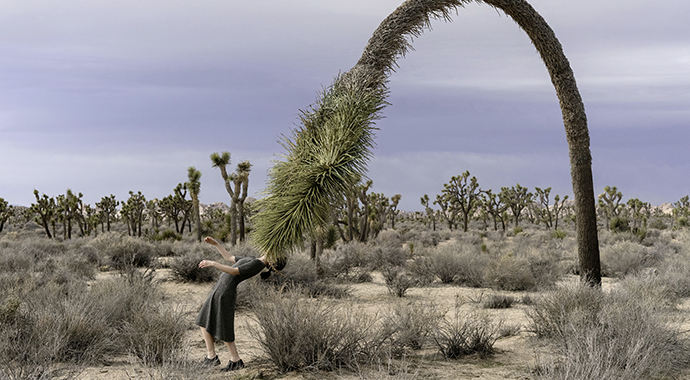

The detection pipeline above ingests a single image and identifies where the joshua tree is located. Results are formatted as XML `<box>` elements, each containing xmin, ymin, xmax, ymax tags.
<box><xmin>0</xmin><ymin>198</ymin><xmax>13</xmax><ymax>233</ymax></box>
<box><xmin>673</xmin><ymin>195</ymin><xmax>689</xmax><ymax>228</ymax></box>
<box><xmin>210</xmin><ymin>152</ymin><xmax>252</xmax><ymax>245</ymax></box>
<box><xmin>434</xmin><ymin>192</ymin><xmax>458</xmax><ymax>230</ymax></box>
<box><xmin>552</xmin><ymin>194</ymin><xmax>569</xmax><ymax>230</ymax></box>
<box><xmin>123</xmin><ymin>191</ymin><xmax>146</xmax><ymax>237</ymax></box>
<box><xmin>187</xmin><ymin>166</ymin><xmax>202</xmax><ymax>242</ymax></box>
<box><xmin>441</xmin><ymin>171</ymin><xmax>481</xmax><ymax>232</ymax></box>
<box><xmin>234</xmin><ymin>161</ymin><xmax>252</xmax><ymax>242</ymax></box>
<box><xmin>481</xmin><ymin>189</ymin><xmax>507</xmax><ymax>231</ymax></box>
<box><xmin>252</xmin><ymin>0</ymin><xmax>601</xmax><ymax>285</ymax></box>
<box><xmin>420</xmin><ymin>194</ymin><xmax>437</xmax><ymax>231</ymax></box>
<box><xmin>347</xmin><ymin>0</ymin><xmax>600</xmax><ymax>284</ymax></box>
<box><xmin>146</xmin><ymin>199</ymin><xmax>161</xmax><ymax>231</ymax></box>
<box><xmin>501</xmin><ymin>184</ymin><xmax>532</xmax><ymax>228</ymax></box>
<box><xmin>30</xmin><ymin>190</ymin><xmax>56</xmax><ymax>238</ymax></box>
<box><xmin>96</xmin><ymin>194</ymin><xmax>119</xmax><ymax>232</ymax></box>
<box><xmin>598</xmin><ymin>186</ymin><xmax>623</xmax><ymax>230</ymax></box>
<box><xmin>389</xmin><ymin>194</ymin><xmax>402</xmax><ymax>229</ymax></box>
<box><xmin>356</xmin><ymin>180</ymin><xmax>374</xmax><ymax>242</ymax></box>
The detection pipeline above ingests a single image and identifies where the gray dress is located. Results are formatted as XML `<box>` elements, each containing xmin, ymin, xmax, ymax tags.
<box><xmin>195</xmin><ymin>256</ymin><xmax>265</xmax><ymax>342</ymax></box>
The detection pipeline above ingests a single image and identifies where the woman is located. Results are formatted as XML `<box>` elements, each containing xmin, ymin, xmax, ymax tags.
<box><xmin>196</xmin><ymin>236</ymin><xmax>285</xmax><ymax>371</ymax></box>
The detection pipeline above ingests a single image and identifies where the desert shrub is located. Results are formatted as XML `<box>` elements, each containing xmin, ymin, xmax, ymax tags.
<box><xmin>4</xmin><ymin>281</ymin><xmax>117</xmax><ymax>366</ymax></box>
<box><xmin>419</xmin><ymin>243</ymin><xmax>487</xmax><ymax>286</ymax></box>
<box><xmin>150</xmin><ymin>229</ymin><xmax>181</xmax><ymax>242</ymax></box>
<box><xmin>382</xmin><ymin>266</ymin><xmax>417</xmax><ymax>298</ymax></box>
<box><xmin>0</xmin><ymin>244</ymin><xmax>33</xmax><ymax>273</ymax></box>
<box><xmin>109</xmin><ymin>236</ymin><xmax>157</xmax><ymax>270</ymax></box>
<box><xmin>251</xmin><ymin>289</ymin><xmax>378</xmax><ymax>372</ymax></box>
<box><xmin>374</xmin><ymin>229</ymin><xmax>404</xmax><ymax>249</ymax></box>
<box><xmin>610</xmin><ymin>216</ymin><xmax>631</xmax><ymax>233</ymax></box>
<box><xmin>169</xmin><ymin>252</ymin><xmax>218</xmax><ymax>283</ymax></box>
<box><xmin>531</xmin><ymin>283</ymin><xmax>690</xmax><ymax>380</ymax></box>
<box><xmin>600</xmin><ymin>240</ymin><xmax>652</xmax><ymax>278</ymax></box>
<box><xmin>90</xmin><ymin>276</ymin><xmax>161</xmax><ymax>333</ymax></box>
<box><xmin>266</xmin><ymin>253</ymin><xmax>350</xmax><ymax>298</ymax></box>
<box><xmin>120</xmin><ymin>303</ymin><xmax>188</xmax><ymax>366</ymax></box>
<box><xmin>498</xmin><ymin>323</ymin><xmax>521</xmax><ymax>338</ymax></box>
<box><xmin>381</xmin><ymin>300</ymin><xmax>443</xmax><ymax>356</ymax></box>
<box><xmin>482</xmin><ymin>294</ymin><xmax>515</xmax><ymax>309</ymax></box>
<box><xmin>366</xmin><ymin>245</ymin><xmax>406</xmax><ymax>271</ymax></box>
<box><xmin>434</xmin><ymin>308</ymin><xmax>502</xmax><ymax>359</ymax></box>
<box><xmin>649</xmin><ymin>259</ymin><xmax>690</xmax><ymax>300</ymax></box>
<box><xmin>527</xmin><ymin>283</ymin><xmax>603</xmax><ymax>339</ymax></box>
<box><xmin>648</xmin><ymin>218</ymin><xmax>668</xmax><ymax>230</ymax></box>
<box><xmin>90</xmin><ymin>231</ymin><xmax>125</xmax><ymax>254</ymax></box>
<box><xmin>551</xmin><ymin>229</ymin><xmax>567</xmax><ymax>239</ymax></box>
<box><xmin>483</xmin><ymin>254</ymin><xmax>536</xmax><ymax>291</ymax></box>
<box><xmin>416</xmin><ymin>230</ymin><xmax>443</xmax><ymax>247</ymax></box>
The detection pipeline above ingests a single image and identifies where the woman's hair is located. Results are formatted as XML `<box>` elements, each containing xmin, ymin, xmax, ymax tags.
<box><xmin>260</xmin><ymin>257</ymin><xmax>288</xmax><ymax>280</ymax></box>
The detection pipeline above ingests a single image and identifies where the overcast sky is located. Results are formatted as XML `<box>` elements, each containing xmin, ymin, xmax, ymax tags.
<box><xmin>1</xmin><ymin>0</ymin><xmax>688</xmax><ymax>211</ymax></box>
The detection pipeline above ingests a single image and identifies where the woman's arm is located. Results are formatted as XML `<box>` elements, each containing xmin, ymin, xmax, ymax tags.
<box><xmin>203</xmin><ymin>236</ymin><xmax>235</xmax><ymax>263</ymax></box>
<box><xmin>198</xmin><ymin>260</ymin><xmax>240</xmax><ymax>276</ymax></box>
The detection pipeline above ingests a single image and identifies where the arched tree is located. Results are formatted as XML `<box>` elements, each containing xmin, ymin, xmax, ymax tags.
<box><xmin>252</xmin><ymin>0</ymin><xmax>601</xmax><ymax>285</ymax></box>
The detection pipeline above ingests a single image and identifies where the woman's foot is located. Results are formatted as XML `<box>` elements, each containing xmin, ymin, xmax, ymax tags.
<box><xmin>220</xmin><ymin>359</ymin><xmax>244</xmax><ymax>372</ymax></box>
<box><xmin>202</xmin><ymin>355</ymin><xmax>221</xmax><ymax>367</ymax></box>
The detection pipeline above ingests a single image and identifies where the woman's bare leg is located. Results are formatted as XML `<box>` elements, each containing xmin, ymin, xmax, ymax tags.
<box><xmin>200</xmin><ymin>327</ymin><xmax>216</xmax><ymax>359</ymax></box>
<box><xmin>224</xmin><ymin>341</ymin><xmax>240</xmax><ymax>362</ymax></box>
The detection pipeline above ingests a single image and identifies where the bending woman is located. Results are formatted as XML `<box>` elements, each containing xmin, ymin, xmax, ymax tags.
<box><xmin>196</xmin><ymin>236</ymin><xmax>285</xmax><ymax>371</ymax></box>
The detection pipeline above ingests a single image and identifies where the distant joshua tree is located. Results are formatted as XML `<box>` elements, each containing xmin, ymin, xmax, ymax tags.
<box><xmin>598</xmin><ymin>185</ymin><xmax>623</xmax><ymax>230</ymax></box>
<box><xmin>30</xmin><ymin>190</ymin><xmax>56</xmax><ymax>238</ymax></box>
<box><xmin>210</xmin><ymin>152</ymin><xmax>252</xmax><ymax>245</ymax></box>
<box><xmin>96</xmin><ymin>194</ymin><xmax>119</xmax><ymax>232</ymax></box>
<box><xmin>0</xmin><ymin>197</ymin><xmax>13</xmax><ymax>233</ymax></box>
<box><xmin>187</xmin><ymin>166</ymin><xmax>202</xmax><ymax>242</ymax></box>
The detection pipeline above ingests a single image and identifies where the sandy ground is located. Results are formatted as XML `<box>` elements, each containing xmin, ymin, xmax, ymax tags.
<box><xmin>76</xmin><ymin>267</ymin><xmax>574</xmax><ymax>380</ymax></box>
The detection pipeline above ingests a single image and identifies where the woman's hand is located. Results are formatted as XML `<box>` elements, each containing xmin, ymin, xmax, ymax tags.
<box><xmin>204</xmin><ymin>236</ymin><xmax>218</xmax><ymax>246</ymax></box>
<box><xmin>198</xmin><ymin>260</ymin><xmax>217</xmax><ymax>269</ymax></box>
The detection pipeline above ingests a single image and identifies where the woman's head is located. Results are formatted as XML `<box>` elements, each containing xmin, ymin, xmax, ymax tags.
<box><xmin>260</xmin><ymin>257</ymin><xmax>288</xmax><ymax>280</ymax></box>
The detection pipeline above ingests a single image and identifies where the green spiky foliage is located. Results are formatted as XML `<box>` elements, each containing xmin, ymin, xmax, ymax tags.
<box><xmin>252</xmin><ymin>78</ymin><xmax>387</xmax><ymax>261</ymax></box>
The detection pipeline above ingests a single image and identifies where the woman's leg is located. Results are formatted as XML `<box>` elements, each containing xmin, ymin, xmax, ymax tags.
<box><xmin>224</xmin><ymin>341</ymin><xmax>240</xmax><ymax>362</ymax></box>
<box><xmin>200</xmin><ymin>327</ymin><xmax>216</xmax><ymax>359</ymax></box>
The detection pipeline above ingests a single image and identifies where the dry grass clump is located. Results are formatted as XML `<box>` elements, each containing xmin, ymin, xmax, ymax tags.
<box><xmin>265</xmin><ymin>252</ymin><xmax>351</xmax><ymax>298</ymax></box>
<box><xmin>119</xmin><ymin>303</ymin><xmax>188</xmax><ymax>366</ymax></box>
<box><xmin>382</xmin><ymin>266</ymin><xmax>418</xmax><ymax>297</ymax></box>
<box><xmin>482</xmin><ymin>294</ymin><xmax>516</xmax><ymax>309</ymax></box>
<box><xmin>529</xmin><ymin>282</ymin><xmax>690</xmax><ymax>380</ymax></box>
<box><xmin>381</xmin><ymin>300</ymin><xmax>443</xmax><ymax>356</ymax></box>
<box><xmin>416</xmin><ymin>242</ymin><xmax>487</xmax><ymax>286</ymax></box>
<box><xmin>0</xmin><ymin>265</ymin><xmax>188</xmax><ymax>379</ymax></box>
<box><xmin>483</xmin><ymin>253</ymin><xmax>536</xmax><ymax>291</ymax></box>
<box><xmin>600</xmin><ymin>240</ymin><xmax>654</xmax><ymax>278</ymax></box>
<box><xmin>251</xmin><ymin>288</ymin><xmax>378</xmax><ymax>372</ymax></box>
<box><xmin>433</xmin><ymin>307</ymin><xmax>502</xmax><ymax>359</ymax></box>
